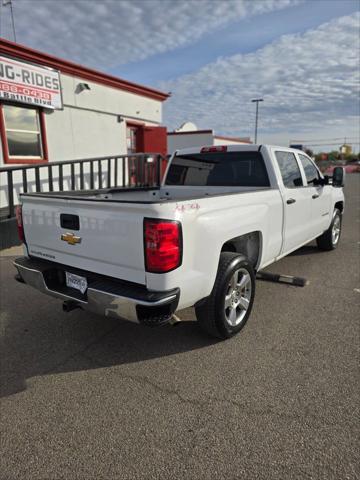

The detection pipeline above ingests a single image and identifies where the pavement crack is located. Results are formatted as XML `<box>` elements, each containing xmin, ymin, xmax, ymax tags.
<box><xmin>42</xmin><ymin>324</ymin><xmax>121</xmax><ymax>375</ymax></box>
<box><xmin>75</xmin><ymin>361</ymin><xmax>332</xmax><ymax>425</ymax></box>
<box><xmin>79</xmin><ymin>360</ymin><xmax>207</xmax><ymax>409</ymax></box>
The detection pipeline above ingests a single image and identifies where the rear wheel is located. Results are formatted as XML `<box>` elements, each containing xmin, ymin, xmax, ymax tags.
<box><xmin>316</xmin><ymin>208</ymin><xmax>342</xmax><ymax>251</ymax></box>
<box><xmin>195</xmin><ymin>252</ymin><xmax>255</xmax><ymax>339</ymax></box>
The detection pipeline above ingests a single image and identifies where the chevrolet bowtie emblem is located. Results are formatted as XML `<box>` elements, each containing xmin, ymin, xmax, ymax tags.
<box><xmin>61</xmin><ymin>232</ymin><xmax>82</xmax><ymax>245</ymax></box>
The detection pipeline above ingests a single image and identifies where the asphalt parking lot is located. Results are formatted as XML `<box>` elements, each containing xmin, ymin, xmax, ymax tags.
<box><xmin>1</xmin><ymin>175</ymin><xmax>359</xmax><ymax>480</ymax></box>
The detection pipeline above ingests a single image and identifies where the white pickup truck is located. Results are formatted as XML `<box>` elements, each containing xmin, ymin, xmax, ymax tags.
<box><xmin>14</xmin><ymin>145</ymin><xmax>345</xmax><ymax>339</ymax></box>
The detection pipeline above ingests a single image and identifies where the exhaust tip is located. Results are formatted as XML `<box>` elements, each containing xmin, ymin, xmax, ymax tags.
<box><xmin>169</xmin><ymin>314</ymin><xmax>182</xmax><ymax>326</ymax></box>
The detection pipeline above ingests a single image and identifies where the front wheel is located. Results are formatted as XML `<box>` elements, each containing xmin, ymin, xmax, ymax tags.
<box><xmin>316</xmin><ymin>208</ymin><xmax>342</xmax><ymax>251</ymax></box>
<box><xmin>195</xmin><ymin>252</ymin><xmax>256</xmax><ymax>339</ymax></box>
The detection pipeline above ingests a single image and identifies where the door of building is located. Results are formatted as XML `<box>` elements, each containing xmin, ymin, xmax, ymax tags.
<box><xmin>139</xmin><ymin>126</ymin><xmax>168</xmax><ymax>180</ymax></box>
<box><xmin>126</xmin><ymin>125</ymin><xmax>139</xmax><ymax>154</ymax></box>
<box><xmin>126</xmin><ymin>124</ymin><xmax>141</xmax><ymax>185</ymax></box>
<box><xmin>126</xmin><ymin>124</ymin><xmax>168</xmax><ymax>185</ymax></box>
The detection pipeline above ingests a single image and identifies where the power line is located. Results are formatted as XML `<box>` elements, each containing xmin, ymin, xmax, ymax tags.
<box><xmin>301</xmin><ymin>142</ymin><xmax>360</xmax><ymax>147</ymax></box>
<box><xmin>290</xmin><ymin>137</ymin><xmax>359</xmax><ymax>143</ymax></box>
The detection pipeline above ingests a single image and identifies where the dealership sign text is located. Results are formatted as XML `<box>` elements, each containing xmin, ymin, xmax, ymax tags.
<box><xmin>0</xmin><ymin>56</ymin><xmax>62</xmax><ymax>109</ymax></box>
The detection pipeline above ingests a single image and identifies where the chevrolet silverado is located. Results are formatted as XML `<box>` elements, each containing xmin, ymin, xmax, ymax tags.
<box><xmin>14</xmin><ymin>145</ymin><xmax>345</xmax><ymax>339</ymax></box>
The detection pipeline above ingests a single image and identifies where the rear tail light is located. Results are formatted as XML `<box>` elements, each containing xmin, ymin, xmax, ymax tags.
<box><xmin>144</xmin><ymin>219</ymin><xmax>182</xmax><ymax>273</ymax></box>
<box><xmin>15</xmin><ymin>205</ymin><xmax>25</xmax><ymax>243</ymax></box>
<box><xmin>200</xmin><ymin>146</ymin><xmax>227</xmax><ymax>153</ymax></box>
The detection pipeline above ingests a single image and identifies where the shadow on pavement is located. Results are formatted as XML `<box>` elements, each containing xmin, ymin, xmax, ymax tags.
<box><xmin>0</xmin><ymin>258</ymin><xmax>216</xmax><ymax>398</ymax></box>
<box><xmin>289</xmin><ymin>244</ymin><xmax>322</xmax><ymax>256</ymax></box>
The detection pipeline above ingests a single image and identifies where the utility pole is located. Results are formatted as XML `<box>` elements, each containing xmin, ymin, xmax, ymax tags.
<box><xmin>2</xmin><ymin>0</ymin><xmax>17</xmax><ymax>42</ymax></box>
<box><xmin>251</xmin><ymin>98</ymin><xmax>263</xmax><ymax>144</ymax></box>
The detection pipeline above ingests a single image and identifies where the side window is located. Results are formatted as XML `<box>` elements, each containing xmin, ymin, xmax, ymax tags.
<box><xmin>299</xmin><ymin>154</ymin><xmax>319</xmax><ymax>185</ymax></box>
<box><xmin>275</xmin><ymin>151</ymin><xmax>303</xmax><ymax>188</ymax></box>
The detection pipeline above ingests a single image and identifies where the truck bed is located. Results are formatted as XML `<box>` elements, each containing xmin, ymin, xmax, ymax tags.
<box><xmin>20</xmin><ymin>183</ymin><xmax>274</xmax><ymax>288</ymax></box>
<box><xmin>21</xmin><ymin>185</ymin><xmax>272</xmax><ymax>204</ymax></box>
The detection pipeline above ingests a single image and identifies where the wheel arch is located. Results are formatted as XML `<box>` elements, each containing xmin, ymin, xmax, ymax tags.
<box><xmin>334</xmin><ymin>201</ymin><xmax>344</xmax><ymax>213</ymax></box>
<box><xmin>220</xmin><ymin>231</ymin><xmax>263</xmax><ymax>271</ymax></box>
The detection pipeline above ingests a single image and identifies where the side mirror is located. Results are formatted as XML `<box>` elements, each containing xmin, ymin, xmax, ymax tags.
<box><xmin>332</xmin><ymin>167</ymin><xmax>345</xmax><ymax>187</ymax></box>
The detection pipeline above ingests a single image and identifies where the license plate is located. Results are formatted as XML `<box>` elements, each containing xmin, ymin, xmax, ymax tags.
<box><xmin>65</xmin><ymin>271</ymin><xmax>88</xmax><ymax>294</ymax></box>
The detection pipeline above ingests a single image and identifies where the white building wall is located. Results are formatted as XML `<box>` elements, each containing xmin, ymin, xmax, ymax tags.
<box><xmin>71</xmin><ymin>75</ymin><xmax>162</xmax><ymax>121</ymax></box>
<box><xmin>167</xmin><ymin>132</ymin><xmax>250</xmax><ymax>153</ymax></box>
<box><xmin>44</xmin><ymin>108</ymin><xmax>128</xmax><ymax>161</ymax></box>
<box><xmin>1</xmin><ymin>71</ymin><xmax>163</xmax><ymax>208</ymax></box>
<box><xmin>167</xmin><ymin>133</ymin><xmax>213</xmax><ymax>154</ymax></box>
<box><xmin>43</xmin><ymin>71</ymin><xmax>162</xmax><ymax>162</ymax></box>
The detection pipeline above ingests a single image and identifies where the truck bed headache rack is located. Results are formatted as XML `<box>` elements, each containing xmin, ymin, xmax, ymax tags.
<box><xmin>0</xmin><ymin>153</ymin><xmax>165</xmax><ymax>219</ymax></box>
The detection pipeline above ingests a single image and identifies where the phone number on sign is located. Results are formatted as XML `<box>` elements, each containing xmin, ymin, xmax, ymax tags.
<box><xmin>0</xmin><ymin>82</ymin><xmax>51</xmax><ymax>100</ymax></box>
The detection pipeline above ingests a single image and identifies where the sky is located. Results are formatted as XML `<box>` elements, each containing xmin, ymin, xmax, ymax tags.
<box><xmin>0</xmin><ymin>0</ymin><xmax>359</xmax><ymax>151</ymax></box>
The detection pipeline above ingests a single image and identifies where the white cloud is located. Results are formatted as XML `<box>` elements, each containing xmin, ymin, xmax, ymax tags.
<box><xmin>160</xmin><ymin>12</ymin><xmax>360</xmax><ymax>147</ymax></box>
<box><xmin>1</xmin><ymin>0</ymin><xmax>298</xmax><ymax>67</ymax></box>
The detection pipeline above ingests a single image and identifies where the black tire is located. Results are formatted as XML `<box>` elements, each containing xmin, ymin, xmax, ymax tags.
<box><xmin>195</xmin><ymin>252</ymin><xmax>256</xmax><ymax>340</ymax></box>
<box><xmin>316</xmin><ymin>208</ymin><xmax>342</xmax><ymax>251</ymax></box>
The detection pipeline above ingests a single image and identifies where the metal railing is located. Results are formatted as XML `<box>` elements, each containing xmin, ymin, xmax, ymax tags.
<box><xmin>0</xmin><ymin>153</ymin><xmax>163</xmax><ymax>218</ymax></box>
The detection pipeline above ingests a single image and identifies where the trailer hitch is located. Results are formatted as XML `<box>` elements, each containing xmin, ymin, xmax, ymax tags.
<box><xmin>62</xmin><ymin>300</ymin><xmax>82</xmax><ymax>312</ymax></box>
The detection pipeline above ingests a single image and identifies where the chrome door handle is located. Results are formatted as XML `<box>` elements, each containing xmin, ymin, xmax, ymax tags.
<box><xmin>312</xmin><ymin>194</ymin><xmax>319</xmax><ymax>199</ymax></box>
<box><xmin>287</xmin><ymin>198</ymin><xmax>296</xmax><ymax>205</ymax></box>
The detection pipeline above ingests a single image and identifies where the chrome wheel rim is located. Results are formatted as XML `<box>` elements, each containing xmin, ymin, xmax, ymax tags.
<box><xmin>224</xmin><ymin>268</ymin><xmax>252</xmax><ymax>327</ymax></box>
<box><xmin>332</xmin><ymin>215</ymin><xmax>341</xmax><ymax>245</ymax></box>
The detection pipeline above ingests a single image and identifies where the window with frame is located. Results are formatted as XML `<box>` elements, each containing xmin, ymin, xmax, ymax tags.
<box><xmin>299</xmin><ymin>154</ymin><xmax>320</xmax><ymax>185</ymax></box>
<box><xmin>275</xmin><ymin>151</ymin><xmax>303</xmax><ymax>188</ymax></box>
<box><xmin>0</xmin><ymin>103</ymin><xmax>47</xmax><ymax>163</ymax></box>
<box><xmin>166</xmin><ymin>151</ymin><xmax>270</xmax><ymax>187</ymax></box>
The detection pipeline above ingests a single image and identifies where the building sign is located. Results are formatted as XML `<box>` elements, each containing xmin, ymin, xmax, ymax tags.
<box><xmin>0</xmin><ymin>56</ymin><xmax>62</xmax><ymax>109</ymax></box>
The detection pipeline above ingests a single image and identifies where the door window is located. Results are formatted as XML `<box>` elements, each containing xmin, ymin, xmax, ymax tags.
<box><xmin>275</xmin><ymin>151</ymin><xmax>303</xmax><ymax>188</ymax></box>
<box><xmin>299</xmin><ymin>154</ymin><xmax>320</xmax><ymax>185</ymax></box>
<box><xmin>126</xmin><ymin>126</ymin><xmax>138</xmax><ymax>154</ymax></box>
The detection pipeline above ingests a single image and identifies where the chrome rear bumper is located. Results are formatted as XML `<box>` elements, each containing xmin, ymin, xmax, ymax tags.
<box><xmin>14</xmin><ymin>257</ymin><xmax>179</xmax><ymax>325</ymax></box>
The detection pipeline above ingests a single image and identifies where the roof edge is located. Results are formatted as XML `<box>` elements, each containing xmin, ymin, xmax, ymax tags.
<box><xmin>168</xmin><ymin>130</ymin><xmax>213</xmax><ymax>136</ymax></box>
<box><xmin>214</xmin><ymin>135</ymin><xmax>252</xmax><ymax>143</ymax></box>
<box><xmin>0</xmin><ymin>38</ymin><xmax>170</xmax><ymax>102</ymax></box>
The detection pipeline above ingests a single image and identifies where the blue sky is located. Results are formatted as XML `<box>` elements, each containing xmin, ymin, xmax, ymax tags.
<box><xmin>1</xmin><ymin>0</ymin><xmax>359</xmax><ymax>151</ymax></box>
<box><xmin>116</xmin><ymin>0</ymin><xmax>359</xmax><ymax>86</ymax></box>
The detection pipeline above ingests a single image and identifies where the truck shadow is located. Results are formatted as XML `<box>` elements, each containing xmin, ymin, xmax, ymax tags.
<box><xmin>0</xmin><ymin>240</ymin><xmax>330</xmax><ymax>398</ymax></box>
<box><xmin>1</xmin><ymin>262</ymin><xmax>216</xmax><ymax>398</ymax></box>
<box><xmin>290</xmin><ymin>244</ymin><xmax>322</xmax><ymax>256</ymax></box>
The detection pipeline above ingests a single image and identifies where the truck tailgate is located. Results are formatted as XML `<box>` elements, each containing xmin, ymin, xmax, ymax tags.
<box><xmin>21</xmin><ymin>196</ymin><xmax>149</xmax><ymax>284</ymax></box>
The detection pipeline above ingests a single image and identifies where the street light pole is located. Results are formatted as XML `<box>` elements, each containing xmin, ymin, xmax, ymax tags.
<box><xmin>251</xmin><ymin>98</ymin><xmax>263</xmax><ymax>144</ymax></box>
<box><xmin>2</xmin><ymin>0</ymin><xmax>17</xmax><ymax>42</ymax></box>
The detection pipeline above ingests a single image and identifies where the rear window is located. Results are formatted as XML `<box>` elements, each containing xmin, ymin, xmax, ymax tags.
<box><xmin>165</xmin><ymin>151</ymin><xmax>270</xmax><ymax>187</ymax></box>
